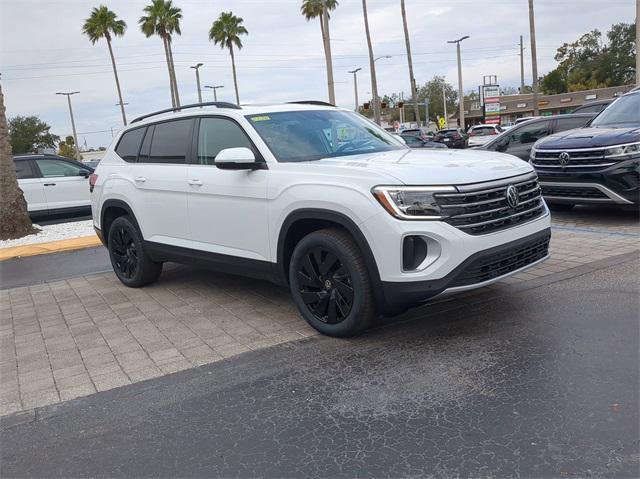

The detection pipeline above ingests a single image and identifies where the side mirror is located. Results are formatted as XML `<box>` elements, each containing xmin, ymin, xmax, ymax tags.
<box><xmin>215</xmin><ymin>147</ymin><xmax>264</xmax><ymax>170</ymax></box>
<box><xmin>496</xmin><ymin>137</ymin><xmax>510</xmax><ymax>152</ymax></box>
<box><xmin>79</xmin><ymin>170</ymin><xmax>90</xmax><ymax>178</ymax></box>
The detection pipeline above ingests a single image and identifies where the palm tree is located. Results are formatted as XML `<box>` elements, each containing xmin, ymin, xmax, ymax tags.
<box><xmin>400</xmin><ymin>0</ymin><xmax>420</xmax><ymax>125</ymax></box>
<box><xmin>209</xmin><ymin>12</ymin><xmax>248</xmax><ymax>105</ymax></box>
<box><xmin>301</xmin><ymin>0</ymin><xmax>338</xmax><ymax>104</ymax></box>
<box><xmin>139</xmin><ymin>0</ymin><xmax>182</xmax><ymax>108</ymax></box>
<box><xmin>362</xmin><ymin>0</ymin><xmax>380</xmax><ymax>123</ymax></box>
<box><xmin>0</xmin><ymin>85</ymin><xmax>34</xmax><ymax>240</ymax></box>
<box><xmin>83</xmin><ymin>6</ymin><xmax>128</xmax><ymax>125</ymax></box>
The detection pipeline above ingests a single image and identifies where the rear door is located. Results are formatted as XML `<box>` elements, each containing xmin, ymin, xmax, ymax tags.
<box><xmin>129</xmin><ymin>119</ymin><xmax>192</xmax><ymax>245</ymax></box>
<box><xmin>15</xmin><ymin>159</ymin><xmax>47</xmax><ymax>213</ymax></box>
<box><xmin>551</xmin><ymin>115</ymin><xmax>594</xmax><ymax>134</ymax></box>
<box><xmin>34</xmin><ymin>158</ymin><xmax>91</xmax><ymax>210</ymax></box>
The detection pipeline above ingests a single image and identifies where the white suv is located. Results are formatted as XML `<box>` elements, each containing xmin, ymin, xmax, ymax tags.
<box><xmin>91</xmin><ymin>101</ymin><xmax>551</xmax><ymax>337</ymax></box>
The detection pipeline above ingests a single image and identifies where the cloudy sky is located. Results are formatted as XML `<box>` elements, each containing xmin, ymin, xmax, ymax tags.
<box><xmin>1</xmin><ymin>0</ymin><xmax>635</xmax><ymax>148</ymax></box>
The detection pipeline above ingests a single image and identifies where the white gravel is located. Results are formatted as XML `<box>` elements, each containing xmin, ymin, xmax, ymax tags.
<box><xmin>0</xmin><ymin>220</ymin><xmax>95</xmax><ymax>248</ymax></box>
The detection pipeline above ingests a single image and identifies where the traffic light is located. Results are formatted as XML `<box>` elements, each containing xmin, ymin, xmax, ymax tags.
<box><xmin>363</xmin><ymin>102</ymin><xmax>370</xmax><ymax>110</ymax></box>
<box><xmin>397</xmin><ymin>101</ymin><xmax>404</xmax><ymax>108</ymax></box>
<box><xmin>381</xmin><ymin>102</ymin><xmax>388</xmax><ymax>109</ymax></box>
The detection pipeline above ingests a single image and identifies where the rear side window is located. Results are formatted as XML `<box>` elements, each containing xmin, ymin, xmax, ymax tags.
<box><xmin>115</xmin><ymin>127</ymin><xmax>146</xmax><ymax>162</ymax></box>
<box><xmin>509</xmin><ymin>121</ymin><xmax>550</xmax><ymax>144</ymax></box>
<box><xmin>197</xmin><ymin>118</ymin><xmax>253</xmax><ymax>165</ymax></box>
<box><xmin>555</xmin><ymin>116</ymin><xmax>592</xmax><ymax>133</ymax></box>
<box><xmin>15</xmin><ymin>160</ymin><xmax>36</xmax><ymax>179</ymax></box>
<box><xmin>148</xmin><ymin>119</ymin><xmax>193</xmax><ymax>164</ymax></box>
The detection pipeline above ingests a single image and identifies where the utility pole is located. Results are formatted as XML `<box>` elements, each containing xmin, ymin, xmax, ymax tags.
<box><xmin>204</xmin><ymin>85</ymin><xmax>224</xmax><ymax>102</ymax></box>
<box><xmin>528</xmin><ymin>0</ymin><xmax>539</xmax><ymax>115</ymax></box>
<box><xmin>190</xmin><ymin>63</ymin><xmax>203</xmax><ymax>103</ymax></box>
<box><xmin>448</xmin><ymin>35</ymin><xmax>469</xmax><ymax>129</ymax></box>
<box><xmin>348</xmin><ymin>68</ymin><xmax>362</xmax><ymax>111</ymax></box>
<box><xmin>519</xmin><ymin>35</ymin><xmax>525</xmax><ymax>92</ymax></box>
<box><xmin>56</xmin><ymin>91</ymin><xmax>81</xmax><ymax>160</ymax></box>
<box><xmin>442</xmin><ymin>83</ymin><xmax>448</xmax><ymax>128</ymax></box>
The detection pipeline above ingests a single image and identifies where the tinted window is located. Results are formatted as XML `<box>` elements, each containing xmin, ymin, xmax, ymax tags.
<box><xmin>15</xmin><ymin>160</ymin><xmax>36</xmax><ymax>179</ymax></box>
<box><xmin>36</xmin><ymin>159</ymin><xmax>85</xmax><ymax>177</ymax></box>
<box><xmin>115</xmin><ymin>127</ymin><xmax>146</xmax><ymax>162</ymax></box>
<box><xmin>574</xmin><ymin>103</ymin><xmax>606</xmax><ymax>114</ymax></box>
<box><xmin>509</xmin><ymin>121</ymin><xmax>550</xmax><ymax>145</ymax></box>
<box><xmin>148</xmin><ymin>119</ymin><xmax>193</xmax><ymax>164</ymax></box>
<box><xmin>197</xmin><ymin>118</ymin><xmax>253</xmax><ymax>165</ymax></box>
<box><xmin>401</xmin><ymin>135</ymin><xmax>422</xmax><ymax>146</ymax></box>
<box><xmin>138</xmin><ymin>126</ymin><xmax>153</xmax><ymax>163</ymax></box>
<box><xmin>555</xmin><ymin>116</ymin><xmax>592</xmax><ymax>133</ymax></box>
<box><xmin>590</xmin><ymin>94</ymin><xmax>640</xmax><ymax>128</ymax></box>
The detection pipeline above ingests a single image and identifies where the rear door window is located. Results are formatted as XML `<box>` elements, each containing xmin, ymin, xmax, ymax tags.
<box><xmin>554</xmin><ymin>116</ymin><xmax>592</xmax><ymax>133</ymax></box>
<box><xmin>115</xmin><ymin>127</ymin><xmax>146</xmax><ymax>162</ymax></box>
<box><xmin>148</xmin><ymin>119</ymin><xmax>193</xmax><ymax>164</ymax></box>
<box><xmin>509</xmin><ymin>121</ymin><xmax>550</xmax><ymax>145</ymax></box>
<box><xmin>15</xmin><ymin>160</ymin><xmax>37</xmax><ymax>179</ymax></box>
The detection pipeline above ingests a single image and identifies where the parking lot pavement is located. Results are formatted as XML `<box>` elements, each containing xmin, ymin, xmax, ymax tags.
<box><xmin>1</xmin><ymin>207</ymin><xmax>638</xmax><ymax>416</ymax></box>
<box><xmin>2</xmin><ymin>257</ymin><xmax>638</xmax><ymax>478</ymax></box>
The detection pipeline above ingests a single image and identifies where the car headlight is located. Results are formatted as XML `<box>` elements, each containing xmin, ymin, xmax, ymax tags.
<box><xmin>529</xmin><ymin>147</ymin><xmax>536</xmax><ymax>163</ymax></box>
<box><xmin>372</xmin><ymin>186</ymin><xmax>456</xmax><ymax>220</ymax></box>
<box><xmin>604</xmin><ymin>142</ymin><xmax>640</xmax><ymax>160</ymax></box>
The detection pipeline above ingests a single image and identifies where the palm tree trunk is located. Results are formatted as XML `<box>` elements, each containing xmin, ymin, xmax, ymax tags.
<box><xmin>0</xmin><ymin>85</ymin><xmax>34</xmax><ymax>240</ymax></box>
<box><xmin>401</xmin><ymin>0</ymin><xmax>420</xmax><ymax>125</ymax></box>
<box><xmin>362</xmin><ymin>0</ymin><xmax>379</xmax><ymax>124</ymax></box>
<box><xmin>321</xmin><ymin>6</ymin><xmax>335</xmax><ymax>105</ymax></box>
<box><xmin>106</xmin><ymin>36</ymin><xmax>127</xmax><ymax>125</ymax></box>
<box><xmin>229</xmin><ymin>44</ymin><xmax>240</xmax><ymax>105</ymax></box>
<box><xmin>162</xmin><ymin>35</ymin><xmax>176</xmax><ymax>108</ymax></box>
<box><xmin>167</xmin><ymin>38</ymin><xmax>180</xmax><ymax>107</ymax></box>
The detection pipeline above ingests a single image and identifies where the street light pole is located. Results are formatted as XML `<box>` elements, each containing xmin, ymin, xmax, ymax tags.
<box><xmin>448</xmin><ymin>35</ymin><xmax>469</xmax><ymax>130</ymax></box>
<box><xmin>519</xmin><ymin>35</ymin><xmax>525</xmax><ymax>92</ymax></box>
<box><xmin>191</xmin><ymin>63</ymin><xmax>203</xmax><ymax>104</ymax></box>
<box><xmin>442</xmin><ymin>83</ymin><xmax>448</xmax><ymax>128</ymax></box>
<box><xmin>348</xmin><ymin>68</ymin><xmax>362</xmax><ymax>111</ymax></box>
<box><xmin>373</xmin><ymin>55</ymin><xmax>392</xmax><ymax>124</ymax></box>
<box><xmin>204</xmin><ymin>85</ymin><xmax>224</xmax><ymax>102</ymax></box>
<box><xmin>56</xmin><ymin>91</ymin><xmax>81</xmax><ymax>160</ymax></box>
<box><xmin>528</xmin><ymin>0</ymin><xmax>540</xmax><ymax>115</ymax></box>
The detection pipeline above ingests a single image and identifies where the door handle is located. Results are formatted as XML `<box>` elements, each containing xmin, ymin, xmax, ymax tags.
<box><xmin>43</xmin><ymin>183</ymin><xmax>56</xmax><ymax>186</ymax></box>
<box><xmin>134</xmin><ymin>177</ymin><xmax>146</xmax><ymax>183</ymax></box>
<box><xmin>188</xmin><ymin>179</ymin><xmax>203</xmax><ymax>186</ymax></box>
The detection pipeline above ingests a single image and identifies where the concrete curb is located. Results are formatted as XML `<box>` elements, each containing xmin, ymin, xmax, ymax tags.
<box><xmin>0</xmin><ymin>235</ymin><xmax>102</xmax><ymax>262</ymax></box>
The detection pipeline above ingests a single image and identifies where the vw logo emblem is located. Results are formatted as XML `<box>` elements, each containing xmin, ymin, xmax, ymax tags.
<box><xmin>505</xmin><ymin>185</ymin><xmax>520</xmax><ymax>208</ymax></box>
<box><xmin>558</xmin><ymin>151</ymin><xmax>571</xmax><ymax>166</ymax></box>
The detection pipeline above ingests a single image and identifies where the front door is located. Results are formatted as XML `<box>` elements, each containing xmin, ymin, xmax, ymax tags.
<box><xmin>15</xmin><ymin>159</ymin><xmax>47</xmax><ymax>213</ymax></box>
<box><xmin>187</xmin><ymin>116</ymin><xmax>269</xmax><ymax>262</ymax></box>
<box><xmin>34</xmin><ymin>158</ymin><xmax>91</xmax><ymax>210</ymax></box>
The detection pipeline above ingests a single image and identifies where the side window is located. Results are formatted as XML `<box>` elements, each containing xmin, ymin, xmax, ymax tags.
<box><xmin>36</xmin><ymin>159</ymin><xmax>85</xmax><ymax>178</ymax></box>
<box><xmin>115</xmin><ymin>127</ymin><xmax>146</xmax><ymax>162</ymax></box>
<box><xmin>197</xmin><ymin>117</ymin><xmax>253</xmax><ymax>165</ymax></box>
<box><xmin>138</xmin><ymin>126</ymin><xmax>153</xmax><ymax>163</ymax></box>
<box><xmin>509</xmin><ymin>121</ymin><xmax>549</xmax><ymax>145</ymax></box>
<box><xmin>555</xmin><ymin>116</ymin><xmax>591</xmax><ymax>133</ymax></box>
<box><xmin>15</xmin><ymin>160</ymin><xmax>36</xmax><ymax>179</ymax></box>
<box><xmin>148</xmin><ymin>119</ymin><xmax>193</xmax><ymax>164</ymax></box>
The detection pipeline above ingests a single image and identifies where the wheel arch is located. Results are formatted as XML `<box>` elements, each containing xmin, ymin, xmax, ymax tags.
<box><xmin>100</xmin><ymin>199</ymin><xmax>140</xmax><ymax>245</ymax></box>
<box><xmin>276</xmin><ymin>208</ymin><xmax>385</xmax><ymax>309</ymax></box>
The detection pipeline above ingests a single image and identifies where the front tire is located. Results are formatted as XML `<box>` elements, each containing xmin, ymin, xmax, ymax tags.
<box><xmin>108</xmin><ymin>216</ymin><xmax>162</xmax><ymax>287</ymax></box>
<box><xmin>289</xmin><ymin>228</ymin><xmax>376</xmax><ymax>337</ymax></box>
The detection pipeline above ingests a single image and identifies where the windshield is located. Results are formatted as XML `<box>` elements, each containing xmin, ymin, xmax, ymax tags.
<box><xmin>590</xmin><ymin>93</ymin><xmax>640</xmax><ymax>128</ymax></box>
<box><xmin>245</xmin><ymin>110</ymin><xmax>404</xmax><ymax>162</ymax></box>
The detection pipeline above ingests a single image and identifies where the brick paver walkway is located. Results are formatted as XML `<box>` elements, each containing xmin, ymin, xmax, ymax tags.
<box><xmin>1</xmin><ymin>208</ymin><xmax>638</xmax><ymax>416</ymax></box>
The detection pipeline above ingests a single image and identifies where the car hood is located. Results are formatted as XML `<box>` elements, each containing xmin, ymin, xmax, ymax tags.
<box><xmin>309</xmin><ymin>149</ymin><xmax>532</xmax><ymax>185</ymax></box>
<box><xmin>535</xmin><ymin>126</ymin><xmax>640</xmax><ymax>149</ymax></box>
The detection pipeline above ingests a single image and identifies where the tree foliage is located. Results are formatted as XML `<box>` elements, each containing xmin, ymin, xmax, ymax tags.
<box><xmin>416</xmin><ymin>76</ymin><xmax>457</xmax><ymax>121</ymax></box>
<box><xmin>8</xmin><ymin>116</ymin><xmax>59</xmax><ymax>154</ymax></box>
<box><xmin>82</xmin><ymin>5</ymin><xmax>126</xmax><ymax>44</ymax></box>
<box><xmin>540</xmin><ymin>22</ymin><xmax>636</xmax><ymax>94</ymax></box>
<box><xmin>58</xmin><ymin>136</ymin><xmax>80</xmax><ymax>160</ymax></box>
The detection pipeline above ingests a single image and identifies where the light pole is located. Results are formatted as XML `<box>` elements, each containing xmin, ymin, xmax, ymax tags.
<box><xmin>447</xmin><ymin>35</ymin><xmax>469</xmax><ymax>129</ymax></box>
<box><xmin>442</xmin><ymin>83</ymin><xmax>448</xmax><ymax>129</ymax></box>
<box><xmin>348</xmin><ymin>68</ymin><xmax>362</xmax><ymax>111</ymax></box>
<box><xmin>528</xmin><ymin>0</ymin><xmax>539</xmax><ymax>115</ymax></box>
<box><xmin>56</xmin><ymin>91</ymin><xmax>81</xmax><ymax>160</ymax></box>
<box><xmin>191</xmin><ymin>63</ymin><xmax>204</xmax><ymax>104</ymax></box>
<box><xmin>373</xmin><ymin>55</ymin><xmax>391</xmax><ymax>123</ymax></box>
<box><xmin>204</xmin><ymin>85</ymin><xmax>224</xmax><ymax>102</ymax></box>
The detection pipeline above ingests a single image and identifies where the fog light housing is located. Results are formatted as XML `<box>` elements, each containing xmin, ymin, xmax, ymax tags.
<box><xmin>403</xmin><ymin>235</ymin><xmax>428</xmax><ymax>271</ymax></box>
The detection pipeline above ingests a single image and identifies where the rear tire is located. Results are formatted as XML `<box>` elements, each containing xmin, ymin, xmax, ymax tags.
<box><xmin>289</xmin><ymin>228</ymin><xmax>376</xmax><ymax>337</ymax></box>
<box><xmin>547</xmin><ymin>202</ymin><xmax>575</xmax><ymax>211</ymax></box>
<box><xmin>108</xmin><ymin>216</ymin><xmax>162</xmax><ymax>287</ymax></box>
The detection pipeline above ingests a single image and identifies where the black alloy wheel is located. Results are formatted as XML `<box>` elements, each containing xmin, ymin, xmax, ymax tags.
<box><xmin>110</xmin><ymin>226</ymin><xmax>138</xmax><ymax>279</ymax></box>
<box><xmin>297</xmin><ymin>247</ymin><xmax>354</xmax><ymax>324</ymax></box>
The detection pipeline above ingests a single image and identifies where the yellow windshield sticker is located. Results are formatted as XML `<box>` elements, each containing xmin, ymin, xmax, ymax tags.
<box><xmin>251</xmin><ymin>115</ymin><xmax>271</xmax><ymax>122</ymax></box>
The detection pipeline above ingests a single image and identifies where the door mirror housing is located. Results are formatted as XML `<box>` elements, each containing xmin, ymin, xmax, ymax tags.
<box><xmin>496</xmin><ymin>136</ymin><xmax>510</xmax><ymax>152</ymax></box>
<box><xmin>79</xmin><ymin>170</ymin><xmax>91</xmax><ymax>178</ymax></box>
<box><xmin>214</xmin><ymin>147</ymin><xmax>265</xmax><ymax>170</ymax></box>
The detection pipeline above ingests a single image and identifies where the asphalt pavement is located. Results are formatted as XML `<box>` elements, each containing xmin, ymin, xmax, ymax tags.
<box><xmin>2</xmin><ymin>257</ymin><xmax>638</xmax><ymax>478</ymax></box>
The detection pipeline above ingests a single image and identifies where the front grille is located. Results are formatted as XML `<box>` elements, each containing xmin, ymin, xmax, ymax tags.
<box><xmin>434</xmin><ymin>174</ymin><xmax>545</xmax><ymax>235</ymax></box>
<box><xmin>541</xmin><ymin>185</ymin><xmax>607</xmax><ymax>199</ymax></box>
<box><xmin>532</xmin><ymin>149</ymin><xmax>615</xmax><ymax>169</ymax></box>
<box><xmin>451</xmin><ymin>232</ymin><xmax>550</xmax><ymax>287</ymax></box>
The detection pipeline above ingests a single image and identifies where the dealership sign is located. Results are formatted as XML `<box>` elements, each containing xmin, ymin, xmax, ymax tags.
<box><xmin>482</xmin><ymin>85</ymin><xmax>500</xmax><ymax>124</ymax></box>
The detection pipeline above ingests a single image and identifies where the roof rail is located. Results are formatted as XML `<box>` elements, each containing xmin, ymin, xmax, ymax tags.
<box><xmin>130</xmin><ymin>101</ymin><xmax>241</xmax><ymax>124</ymax></box>
<box><xmin>287</xmin><ymin>100</ymin><xmax>336</xmax><ymax>107</ymax></box>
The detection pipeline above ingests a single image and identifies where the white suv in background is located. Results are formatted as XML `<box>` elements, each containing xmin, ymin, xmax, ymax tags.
<box><xmin>91</xmin><ymin>101</ymin><xmax>551</xmax><ymax>337</ymax></box>
<box><xmin>468</xmin><ymin>124</ymin><xmax>504</xmax><ymax>147</ymax></box>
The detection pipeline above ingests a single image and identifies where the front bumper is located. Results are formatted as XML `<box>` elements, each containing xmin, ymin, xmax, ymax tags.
<box><xmin>381</xmin><ymin>228</ymin><xmax>551</xmax><ymax>307</ymax></box>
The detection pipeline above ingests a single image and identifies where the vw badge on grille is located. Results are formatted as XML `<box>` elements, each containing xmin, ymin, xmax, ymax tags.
<box><xmin>505</xmin><ymin>185</ymin><xmax>520</xmax><ymax>208</ymax></box>
<box><xmin>558</xmin><ymin>151</ymin><xmax>571</xmax><ymax>166</ymax></box>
